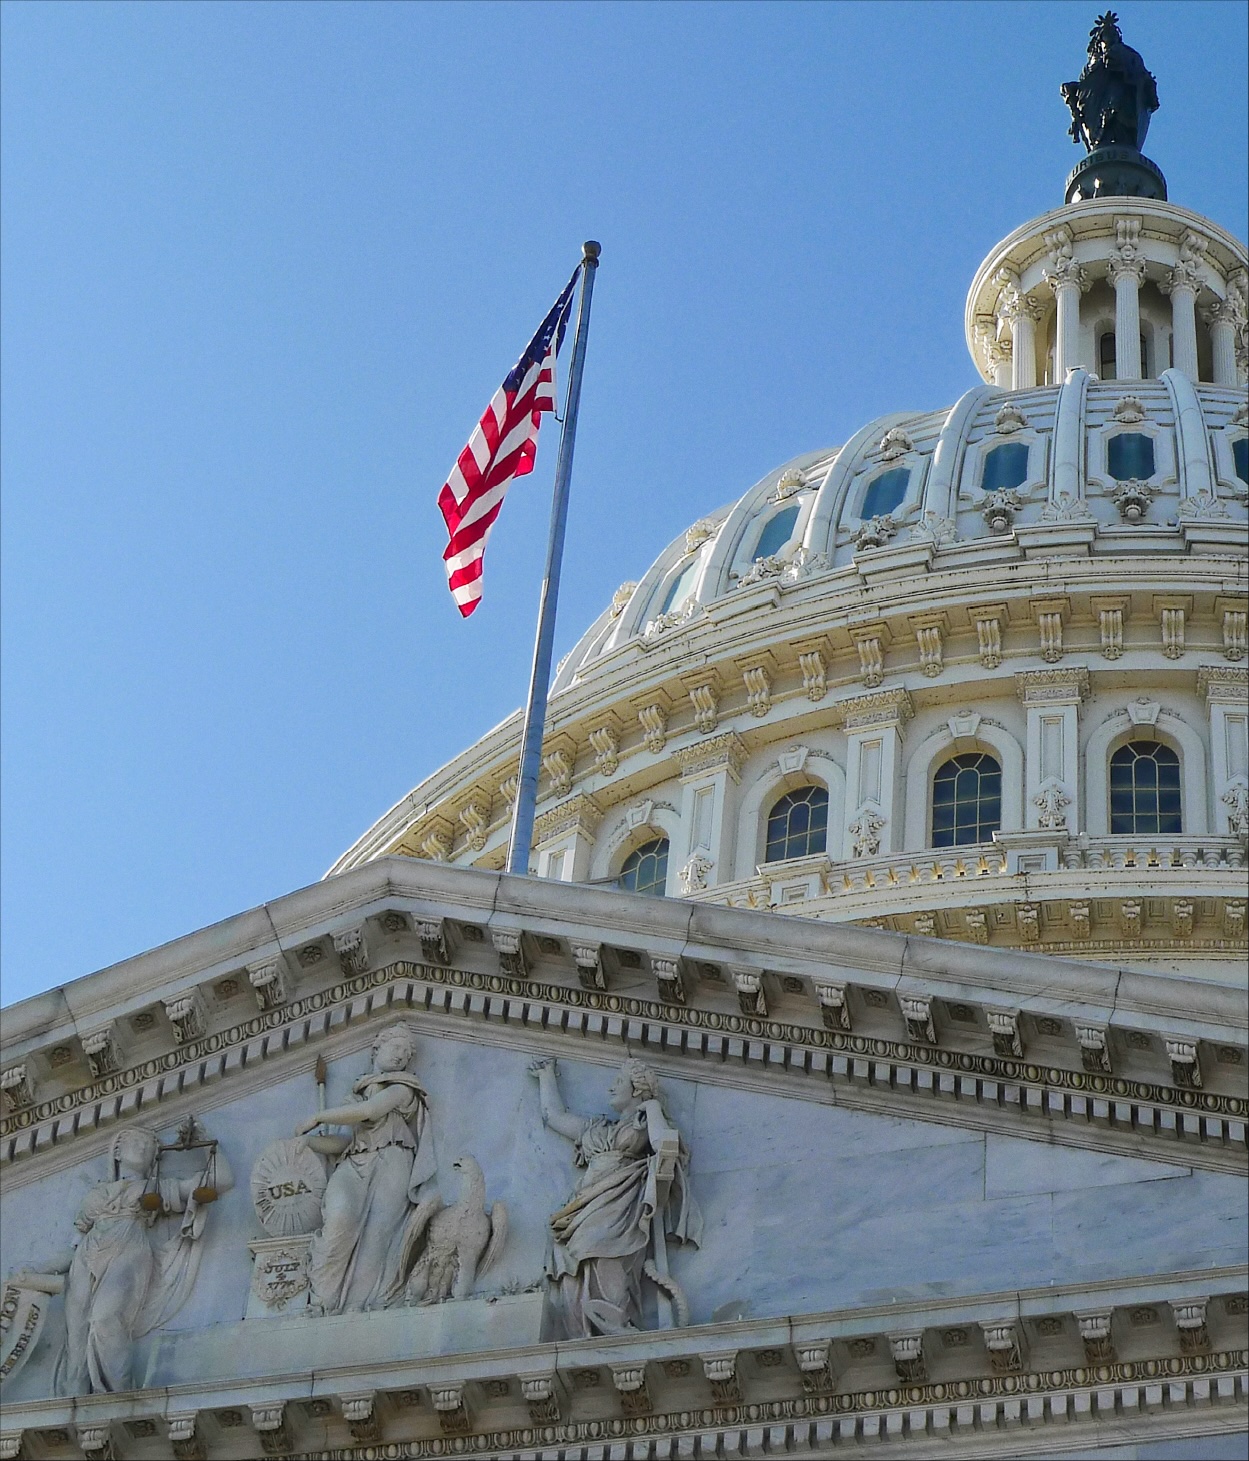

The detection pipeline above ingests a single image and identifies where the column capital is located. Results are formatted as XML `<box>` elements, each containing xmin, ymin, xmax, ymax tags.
<box><xmin>1203</xmin><ymin>294</ymin><xmax>1246</xmax><ymax>328</ymax></box>
<box><xmin>1197</xmin><ymin>664</ymin><xmax>1249</xmax><ymax>704</ymax></box>
<box><xmin>1162</xmin><ymin>260</ymin><xmax>1201</xmax><ymax>297</ymax></box>
<box><xmin>533</xmin><ymin>793</ymin><xmax>602</xmax><ymax>847</ymax></box>
<box><xmin>838</xmin><ymin>687</ymin><xmax>914</xmax><ymax>732</ymax></box>
<box><xmin>996</xmin><ymin>277</ymin><xmax>1043</xmax><ymax>324</ymax></box>
<box><xmin>673</xmin><ymin>731</ymin><xmax>748</xmax><ymax>782</ymax></box>
<box><xmin>1107</xmin><ymin>254</ymin><xmax>1146</xmax><ymax>289</ymax></box>
<box><xmin>1015</xmin><ymin>667</ymin><xmax>1090</xmax><ymax>706</ymax></box>
<box><xmin>1043</xmin><ymin>224</ymin><xmax>1089</xmax><ymax>295</ymax></box>
<box><xmin>1044</xmin><ymin>261</ymin><xmax>1089</xmax><ymax>296</ymax></box>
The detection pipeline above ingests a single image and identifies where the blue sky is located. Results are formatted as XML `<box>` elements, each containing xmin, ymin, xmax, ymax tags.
<box><xmin>2</xmin><ymin>0</ymin><xmax>1246</xmax><ymax>1003</ymax></box>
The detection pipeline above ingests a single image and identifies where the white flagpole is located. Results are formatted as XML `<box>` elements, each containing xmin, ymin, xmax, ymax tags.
<box><xmin>506</xmin><ymin>241</ymin><xmax>600</xmax><ymax>876</ymax></box>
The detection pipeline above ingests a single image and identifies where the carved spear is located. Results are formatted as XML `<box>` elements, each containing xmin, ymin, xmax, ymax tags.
<box><xmin>315</xmin><ymin>1054</ymin><xmax>327</xmax><ymax>1114</ymax></box>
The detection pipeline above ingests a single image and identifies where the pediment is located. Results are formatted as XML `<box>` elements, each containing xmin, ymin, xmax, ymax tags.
<box><xmin>1</xmin><ymin>861</ymin><xmax>1245</xmax><ymax>1458</ymax></box>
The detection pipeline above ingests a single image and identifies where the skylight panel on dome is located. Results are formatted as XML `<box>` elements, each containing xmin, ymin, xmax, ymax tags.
<box><xmin>982</xmin><ymin>443</ymin><xmax>1030</xmax><ymax>494</ymax></box>
<box><xmin>658</xmin><ymin>556</ymin><xmax>701</xmax><ymax>615</ymax></box>
<box><xmin>1107</xmin><ymin>432</ymin><xmax>1156</xmax><ymax>480</ymax></box>
<box><xmin>859</xmin><ymin>468</ymin><xmax>910</xmax><ymax>519</ymax></box>
<box><xmin>751</xmin><ymin>505</ymin><xmax>800</xmax><ymax>561</ymax></box>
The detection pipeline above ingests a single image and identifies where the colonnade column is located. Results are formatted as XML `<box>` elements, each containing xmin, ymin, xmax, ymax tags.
<box><xmin>1108</xmin><ymin>218</ymin><xmax>1145</xmax><ymax>380</ymax></box>
<box><xmin>987</xmin><ymin>338</ymin><xmax>1012</xmax><ymax>389</ymax></box>
<box><xmin>1163</xmin><ymin>231</ymin><xmax>1208</xmax><ymax>381</ymax></box>
<box><xmin>1016</xmin><ymin>668</ymin><xmax>1089</xmax><ymax>836</ymax></box>
<box><xmin>1044</xmin><ymin>227</ymin><xmax>1089</xmax><ymax>379</ymax></box>
<box><xmin>1203</xmin><ymin>299</ymin><xmax>1241</xmax><ymax>387</ymax></box>
<box><xmin>840</xmin><ymin>689</ymin><xmax>912</xmax><ymax>859</ymax></box>
<box><xmin>1165</xmin><ymin>271</ymin><xmax>1200</xmax><ymax>380</ymax></box>
<box><xmin>997</xmin><ymin>277</ymin><xmax>1041</xmax><ymax>390</ymax></box>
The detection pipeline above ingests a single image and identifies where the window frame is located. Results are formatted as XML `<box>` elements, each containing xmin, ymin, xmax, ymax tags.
<box><xmin>857</xmin><ymin>467</ymin><xmax>911</xmax><ymax>521</ymax></box>
<box><xmin>617</xmin><ymin>836</ymin><xmax>671</xmax><ymax>897</ymax></box>
<box><xmin>1108</xmin><ymin>739</ymin><xmax>1183</xmax><ymax>836</ymax></box>
<box><xmin>929</xmin><ymin>751</ymin><xmax>1003</xmax><ymax>849</ymax></box>
<box><xmin>764</xmin><ymin>784</ymin><xmax>830</xmax><ymax>864</ymax></box>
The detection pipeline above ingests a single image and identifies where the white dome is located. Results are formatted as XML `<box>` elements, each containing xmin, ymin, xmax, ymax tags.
<box><xmin>331</xmin><ymin>194</ymin><xmax>1248</xmax><ymax>984</ymax></box>
<box><xmin>551</xmin><ymin>375</ymin><xmax>1246</xmax><ymax>691</ymax></box>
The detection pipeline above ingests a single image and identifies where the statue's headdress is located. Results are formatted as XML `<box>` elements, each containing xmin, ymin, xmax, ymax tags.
<box><xmin>1089</xmin><ymin>12</ymin><xmax>1123</xmax><ymax>52</ymax></box>
<box><xmin>110</xmin><ymin>1124</ymin><xmax>160</xmax><ymax>1180</ymax></box>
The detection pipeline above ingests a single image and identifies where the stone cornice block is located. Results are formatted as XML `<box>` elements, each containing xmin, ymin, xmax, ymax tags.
<box><xmin>1197</xmin><ymin>664</ymin><xmax>1249</xmax><ymax>702</ymax></box>
<box><xmin>838</xmin><ymin>687</ymin><xmax>914</xmax><ymax>732</ymax></box>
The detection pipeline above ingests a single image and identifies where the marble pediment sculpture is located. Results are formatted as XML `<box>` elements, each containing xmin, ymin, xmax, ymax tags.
<box><xmin>294</xmin><ymin>1022</ymin><xmax>439</xmax><ymax>1314</ymax></box>
<box><xmin>531</xmin><ymin>1055</ymin><xmax>700</xmax><ymax>1336</ymax></box>
<box><xmin>0</xmin><ymin>863</ymin><xmax>1245</xmax><ymax>1459</ymax></box>
<box><xmin>3</xmin><ymin>1117</ymin><xmax>233</xmax><ymax>1396</ymax></box>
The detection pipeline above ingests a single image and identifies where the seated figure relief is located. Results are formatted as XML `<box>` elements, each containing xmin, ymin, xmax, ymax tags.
<box><xmin>3</xmin><ymin>1117</ymin><xmax>233</xmax><ymax>1396</ymax></box>
<box><xmin>530</xmin><ymin>1056</ymin><xmax>701</xmax><ymax>1337</ymax></box>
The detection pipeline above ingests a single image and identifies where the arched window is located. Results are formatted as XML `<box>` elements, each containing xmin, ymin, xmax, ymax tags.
<box><xmin>752</xmin><ymin>504</ymin><xmax>800</xmax><ymax>561</ymax></box>
<box><xmin>1107</xmin><ymin>432</ymin><xmax>1155</xmax><ymax>481</ymax></box>
<box><xmin>1234</xmin><ymin>436</ymin><xmax>1248</xmax><ymax>486</ymax></box>
<box><xmin>931</xmin><ymin>752</ymin><xmax>1002</xmax><ymax>847</ymax></box>
<box><xmin>619</xmin><ymin>837</ymin><xmax>669</xmax><ymax>896</ymax></box>
<box><xmin>982</xmin><ymin>442</ymin><xmax>1029</xmax><ymax>493</ymax></box>
<box><xmin>765</xmin><ymin>786</ymin><xmax>828</xmax><ymax>862</ymax></box>
<box><xmin>860</xmin><ymin>468</ymin><xmax>909</xmax><ymax>519</ymax></box>
<box><xmin>1109</xmin><ymin>742</ymin><xmax>1182</xmax><ymax>834</ymax></box>
<box><xmin>658</xmin><ymin>558</ymin><xmax>700</xmax><ymax>615</ymax></box>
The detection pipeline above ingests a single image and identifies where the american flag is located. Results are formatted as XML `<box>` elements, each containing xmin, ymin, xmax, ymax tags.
<box><xmin>438</xmin><ymin>266</ymin><xmax>581</xmax><ymax>617</ymax></box>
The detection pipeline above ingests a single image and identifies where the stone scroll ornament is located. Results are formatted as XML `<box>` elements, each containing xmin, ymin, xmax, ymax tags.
<box><xmin>529</xmin><ymin>1056</ymin><xmax>702</xmax><ymax>1338</ymax></box>
<box><xmin>1</xmin><ymin>1116</ymin><xmax>234</xmax><ymax>1396</ymax></box>
<box><xmin>290</xmin><ymin>1024</ymin><xmax>507</xmax><ymax>1313</ymax></box>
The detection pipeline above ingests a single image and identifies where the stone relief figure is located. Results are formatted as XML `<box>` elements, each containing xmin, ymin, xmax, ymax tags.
<box><xmin>1061</xmin><ymin>12</ymin><xmax>1158</xmax><ymax>153</ymax></box>
<box><xmin>294</xmin><ymin>1023</ymin><xmax>437</xmax><ymax>1313</ymax></box>
<box><xmin>529</xmin><ymin>1056</ymin><xmax>701</xmax><ymax>1337</ymax></box>
<box><xmin>401</xmin><ymin>1155</ymin><xmax>508</xmax><ymax>1305</ymax></box>
<box><xmin>5</xmin><ymin>1117</ymin><xmax>233</xmax><ymax>1395</ymax></box>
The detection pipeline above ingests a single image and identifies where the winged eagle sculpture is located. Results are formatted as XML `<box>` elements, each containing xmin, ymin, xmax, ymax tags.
<box><xmin>398</xmin><ymin>1154</ymin><xmax>508</xmax><ymax>1304</ymax></box>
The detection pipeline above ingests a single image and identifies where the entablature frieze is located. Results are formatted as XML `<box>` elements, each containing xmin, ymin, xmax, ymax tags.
<box><xmin>1</xmin><ymin>1271</ymin><xmax>1244</xmax><ymax>1460</ymax></box>
<box><xmin>328</xmin><ymin>562</ymin><xmax>1247</xmax><ymax>873</ymax></box>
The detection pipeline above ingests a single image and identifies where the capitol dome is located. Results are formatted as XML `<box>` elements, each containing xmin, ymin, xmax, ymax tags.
<box><xmin>332</xmin><ymin>97</ymin><xmax>1248</xmax><ymax>987</ymax></box>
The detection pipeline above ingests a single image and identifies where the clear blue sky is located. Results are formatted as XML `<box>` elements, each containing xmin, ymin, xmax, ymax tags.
<box><xmin>2</xmin><ymin>1</ymin><xmax>1246</xmax><ymax>1003</ymax></box>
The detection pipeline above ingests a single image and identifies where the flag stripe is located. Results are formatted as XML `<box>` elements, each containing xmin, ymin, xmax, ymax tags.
<box><xmin>436</xmin><ymin>269</ymin><xmax>579</xmax><ymax>617</ymax></box>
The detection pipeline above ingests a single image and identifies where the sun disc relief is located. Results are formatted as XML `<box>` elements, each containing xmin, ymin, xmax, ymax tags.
<box><xmin>251</xmin><ymin>1138</ymin><xmax>328</xmax><ymax>1237</ymax></box>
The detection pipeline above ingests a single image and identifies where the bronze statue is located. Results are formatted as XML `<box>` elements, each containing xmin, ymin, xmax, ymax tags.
<box><xmin>1062</xmin><ymin>12</ymin><xmax>1159</xmax><ymax>154</ymax></box>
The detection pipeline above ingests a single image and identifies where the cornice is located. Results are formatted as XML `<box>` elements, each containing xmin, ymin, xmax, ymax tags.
<box><xmin>1</xmin><ymin>1269</ymin><xmax>1244</xmax><ymax>1461</ymax></box>
<box><xmin>2</xmin><ymin>864</ymin><xmax>1244</xmax><ymax>1181</ymax></box>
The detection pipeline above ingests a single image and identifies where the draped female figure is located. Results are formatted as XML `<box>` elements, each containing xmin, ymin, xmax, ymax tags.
<box><xmin>295</xmin><ymin>1023</ymin><xmax>436</xmax><ymax>1313</ymax></box>
<box><xmin>530</xmin><ymin>1057</ymin><xmax>700</xmax><ymax>1337</ymax></box>
<box><xmin>6</xmin><ymin>1120</ymin><xmax>233</xmax><ymax>1395</ymax></box>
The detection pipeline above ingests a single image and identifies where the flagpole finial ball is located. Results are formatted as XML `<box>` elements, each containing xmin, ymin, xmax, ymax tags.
<box><xmin>582</xmin><ymin>240</ymin><xmax>601</xmax><ymax>263</ymax></box>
